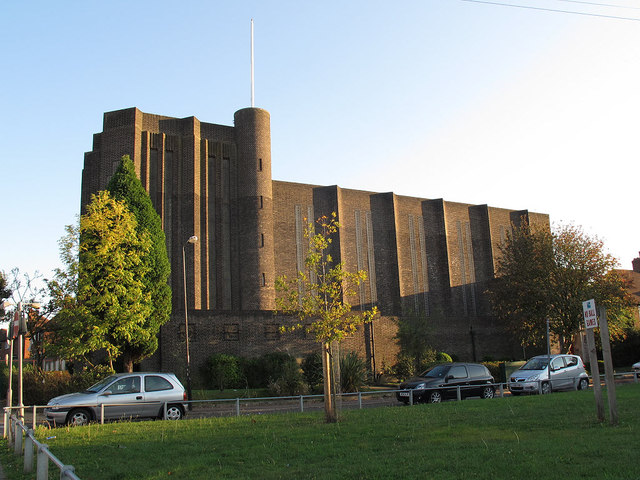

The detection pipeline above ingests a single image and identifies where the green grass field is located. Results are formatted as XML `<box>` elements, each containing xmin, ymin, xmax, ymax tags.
<box><xmin>2</xmin><ymin>384</ymin><xmax>638</xmax><ymax>479</ymax></box>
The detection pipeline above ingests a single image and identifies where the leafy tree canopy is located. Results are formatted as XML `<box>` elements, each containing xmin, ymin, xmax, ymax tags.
<box><xmin>275</xmin><ymin>213</ymin><xmax>378</xmax><ymax>422</ymax></box>
<box><xmin>107</xmin><ymin>155</ymin><xmax>171</xmax><ymax>367</ymax></box>
<box><xmin>488</xmin><ymin>221</ymin><xmax>633</xmax><ymax>353</ymax></box>
<box><xmin>48</xmin><ymin>191</ymin><xmax>153</xmax><ymax>370</ymax></box>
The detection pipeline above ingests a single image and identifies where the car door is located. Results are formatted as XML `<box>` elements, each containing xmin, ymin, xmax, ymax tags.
<box><xmin>467</xmin><ymin>364</ymin><xmax>490</xmax><ymax>397</ymax></box>
<box><xmin>549</xmin><ymin>357</ymin><xmax>568</xmax><ymax>390</ymax></box>
<box><xmin>98</xmin><ymin>375</ymin><xmax>145</xmax><ymax>420</ymax></box>
<box><xmin>563</xmin><ymin>355</ymin><xmax>582</xmax><ymax>389</ymax></box>
<box><xmin>143</xmin><ymin>374</ymin><xmax>179</xmax><ymax>417</ymax></box>
<box><xmin>444</xmin><ymin>365</ymin><xmax>469</xmax><ymax>399</ymax></box>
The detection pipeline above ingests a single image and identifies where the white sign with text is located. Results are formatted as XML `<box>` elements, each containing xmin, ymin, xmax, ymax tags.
<box><xmin>582</xmin><ymin>299</ymin><xmax>598</xmax><ymax>329</ymax></box>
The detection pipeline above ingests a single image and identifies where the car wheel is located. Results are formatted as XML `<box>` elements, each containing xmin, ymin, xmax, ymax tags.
<box><xmin>540</xmin><ymin>382</ymin><xmax>551</xmax><ymax>395</ymax></box>
<box><xmin>481</xmin><ymin>386</ymin><xmax>495</xmax><ymax>399</ymax></box>
<box><xmin>578</xmin><ymin>378</ymin><xmax>589</xmax><ymax>390</ymax></box>
<box><xmin>67</xmin><ymin>408</ymin><xmax>91</xmax><ymax>426</ymax></box>
<box><xmin>164</xmin><ymin>404</ymin><xmax>184</xmax><ymax>420</ymax></box>
<box><xmin>428</xmin><ymin>390</ymin><xmax>442</xmax><ymax>403</ymax></box>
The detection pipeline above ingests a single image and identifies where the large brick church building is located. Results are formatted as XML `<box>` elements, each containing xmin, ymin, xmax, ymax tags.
<box><xmin>81</xmin><ymin>106</ymin><xmax>549</xmax><ymax>377</ymax></box>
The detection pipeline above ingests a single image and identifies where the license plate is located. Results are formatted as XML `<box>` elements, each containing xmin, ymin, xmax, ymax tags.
<box><xmin>399</xmin><ymin>391</ymin><xmax>410</xmax><ymax>397</ymax></box>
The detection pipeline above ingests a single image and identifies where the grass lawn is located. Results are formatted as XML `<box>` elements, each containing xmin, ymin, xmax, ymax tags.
<box><xmin>2</xmin><ymin>384</ymin><xmax>638</xmax><ymax>479</ymax></box>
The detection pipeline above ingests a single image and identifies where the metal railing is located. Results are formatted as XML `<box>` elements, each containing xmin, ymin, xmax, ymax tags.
<box><xmin>5</xmin><ymin>413</ymin><xmax>81</xmax><ymax>480</ymax></box>
<box><xmin>3</xmin><ymin>401</ymin><xmax>181</xmax><ymax>434</ymax></box>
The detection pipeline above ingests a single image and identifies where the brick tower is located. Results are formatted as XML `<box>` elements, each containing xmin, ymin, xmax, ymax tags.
<box><xmin>233</xmin><ymin>107</ymin><xmax>275</xmax><ymax>310</ymax></box>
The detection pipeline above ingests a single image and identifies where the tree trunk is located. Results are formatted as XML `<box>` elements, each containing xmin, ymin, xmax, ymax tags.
<box><xmin>123</xmin><ymin>355</ymin><xmax>134</xmax><ymax>373</ymax></box>
<box><xmin>321</xmin><ymin>342</ymin><xmax>337</xmax><ymax>423</ymax></box>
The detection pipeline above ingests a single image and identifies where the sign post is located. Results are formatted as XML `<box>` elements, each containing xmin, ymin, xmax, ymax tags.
<box><xmin>582</xmin><ymin>299</ymin><xmax>604</xmax><ymax>422</ymax></box>
<box><xmin>598</xmin><ymin>306</ymin><xmax>618</xmax><ymax>425</ymax></box>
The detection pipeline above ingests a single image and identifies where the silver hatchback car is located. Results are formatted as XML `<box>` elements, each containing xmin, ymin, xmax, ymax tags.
<box><xmin>509</xmin><ymin>354</ymin><xmax>589</xmax><ymax>395</ymax></box>
<box><xmin>45</xmin><ymin>372</ymin><xmax>187</xmax><ymax>426</ymax></box>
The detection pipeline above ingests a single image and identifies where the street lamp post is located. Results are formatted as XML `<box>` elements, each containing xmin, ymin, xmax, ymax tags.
<box><xmin>182</xmin><ymin>235</ymin><xmax>198</xmax><ymax>410</ymax></box>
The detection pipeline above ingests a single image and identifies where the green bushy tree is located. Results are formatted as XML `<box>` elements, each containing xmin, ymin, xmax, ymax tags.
<box><xmin>107</xmin><ymin>156</ymin><xmax>172</xmax><ymax>369</ymax></box>
<box><xmin>48</xmin><ymin>192</ymin><xmax>153</xmax><ymax>370</ymax></box>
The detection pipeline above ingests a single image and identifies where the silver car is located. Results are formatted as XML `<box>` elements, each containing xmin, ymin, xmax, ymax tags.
<box><xmin>509</xmin><ymin>354</ymin><xmax>589</xmax><ymax>395</ymax></box>
<box><xmin>45</xmin><ymin>372</ymin><xmax>187</xmax><ymax>426</ymax></box>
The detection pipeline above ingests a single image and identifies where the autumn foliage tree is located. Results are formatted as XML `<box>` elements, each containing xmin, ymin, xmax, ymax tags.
<box><xmin>275</xmin><ymin>213</ymin><xmax>378</xmax><ymax>423</ymax></box>
<box><xmin>488</xmin><ymin>221</ymin><xmax>633</xmax><ymax>354</ymax></box>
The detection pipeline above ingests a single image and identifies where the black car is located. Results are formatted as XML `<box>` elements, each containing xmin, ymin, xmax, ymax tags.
<box><xmin>396</xmin><ymin>363</ymin><xmax>495</xmax><ymax>404</ymax></box>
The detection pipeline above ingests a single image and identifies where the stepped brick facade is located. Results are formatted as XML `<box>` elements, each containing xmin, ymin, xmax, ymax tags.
<box><xmin>81</xmin><ymin>107</ymin><xmax>549</xmax><ymax>379</ymax></box>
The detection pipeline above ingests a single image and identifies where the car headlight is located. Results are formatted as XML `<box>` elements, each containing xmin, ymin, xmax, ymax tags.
<box><xmin>527</xmin><ymin>374</ymin><xmax>541</xmax><ymax>382</ymax></box>
<box><xmin>414</xmin><ymin>383</ymin><xmax>426</xmax><ymax>390</ymax></box>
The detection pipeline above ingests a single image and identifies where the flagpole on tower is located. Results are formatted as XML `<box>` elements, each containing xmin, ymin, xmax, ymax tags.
<box><xmin>251</xmin><ymin>19</ymin><xmax>255</xmax><ymax>107</ymax></box>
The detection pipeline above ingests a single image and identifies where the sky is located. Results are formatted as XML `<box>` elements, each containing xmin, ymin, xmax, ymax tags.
<box><xmin>2</xmin><ymin>0</ymin><xmax>639</xmax><ymax>290</ymax></box>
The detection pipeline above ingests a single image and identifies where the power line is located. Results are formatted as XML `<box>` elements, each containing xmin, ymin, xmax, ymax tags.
<box><xmin>557</xmin><ymin>0</ymin><xmax>640</xmax><ymax>10</ymax></box>
<box><xmin>460</xmin><ymin>0</ymin><xmax>640</xmax><ymax>21</ymax></box>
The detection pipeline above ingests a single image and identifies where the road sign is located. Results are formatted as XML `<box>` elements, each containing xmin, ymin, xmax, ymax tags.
<box><xmin>582</xmin><ymin>299</ymin><xmax>598</xmax><ymax>329</ymax></box>
<box><xmin>11</xmin><ymin>310</ymin><xmax>19</xmax><ymax>339</ymax></box>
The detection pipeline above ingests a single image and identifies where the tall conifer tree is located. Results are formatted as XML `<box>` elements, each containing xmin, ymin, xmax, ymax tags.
<box><xmin>107</xmin><ymin>156</ymin><xmax>172</xmax><ymax>370</ymax></box>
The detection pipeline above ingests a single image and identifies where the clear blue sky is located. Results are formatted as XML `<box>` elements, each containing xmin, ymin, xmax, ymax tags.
<box><xmin>2</xmin><ymin>0</ymin><xmax>639</xmax><ymax>285</ymax></box>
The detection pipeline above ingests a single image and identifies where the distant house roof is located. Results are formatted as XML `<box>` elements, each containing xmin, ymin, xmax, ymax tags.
<box><xmin>618</xmin><ymin>270</ymin><xmax>640</xmax><ymax>306</ymax></box>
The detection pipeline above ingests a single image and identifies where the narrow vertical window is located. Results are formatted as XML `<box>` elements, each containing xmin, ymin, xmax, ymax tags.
<box><xmin>261</xmin><ymin>273</ymin><xmax>266</xmax><ymax>286</ymax></box>
<box><xmin>259</xmin><ymin>196</ymin><xmax>264</xmax><ymax>209</ymax></box>
<box><xmin>260</xmin><ymin>233</ymin><xmax>265</xmax><ymax>247</ymax></box>
<box><xmin>258</xmin><ymin>158</ymin><xmax>263</xmax><ymax>171</ymax></box>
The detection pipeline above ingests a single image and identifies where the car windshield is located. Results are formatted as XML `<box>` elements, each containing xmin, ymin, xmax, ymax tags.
<box><xmin>85</xmin><ymin>375</ymin><xmax>117</xmax><ymax>393</ymax></box>
<box><xmin>420</xmin><ymin>365</ymin><xmax>450</xmax><ymax>378</ymax></box>
<box><xmin>521</xmin><ymin>358</ymin><xmax>549</xmax><ymax>371</ymax></box>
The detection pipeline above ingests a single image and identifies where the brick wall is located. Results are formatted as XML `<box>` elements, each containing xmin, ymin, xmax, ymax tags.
<box><xmin>143</xmin><ymin>310</ymin><xmax>400</xmax><ymax>384</ymax></box>
<box><xmin>84</xmin><ymin>106</ymin><xmax>551</xmax><ymax>374</ymax></box>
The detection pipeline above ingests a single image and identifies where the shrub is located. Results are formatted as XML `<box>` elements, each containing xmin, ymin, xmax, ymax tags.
<box><xmin>234</xmin><ymin>352</ymin><xmax>302</xmax><ymax>389</ymax></box>
<box><xmin>266</xmin><ymin>360</ymin><xmax>308</xmax><ymax>396</ymax></box>
<box><xmin>435</xmin><ymin>352</ymin><xmax>452</xmax><ymax>363</ymax></box>
<box><xmin>22</xmin><ymin>368</ymin><xmax>71</xmax><ymax>406</ymax></box>
<box><xmin>238</xmin><ymin>356</ymin><xmax>262</xmax><ymax>389</ymax></box>
<box><xmin>20</xmin><ymin>364</ymin><xmax>114</xmax><ymax>406</ymax></box>
<box><xmin>204</xmin><ymin>354</ymin><xmax>242</xmax><ymax>391</ymax></box>
<box><xmin>340</xmin><ymin>352</ymin><xmax>368</xmax><ymax>392</ymax></box>
<box><xmin>301</xmin><ymin>353</ymin><xmax>323</xmax><ymax>388</ymax></box>
<box><xmin>260</xmin><ymin>352</ymin><xmax>298</xmax><ymax>383</ymax></box>
<box><xmin>69</xmin><ymin>365</ymin><xmax>114</xmax><ymax>391</ymax></box>
<box><xmin>611</xmin><ymin>327</ymin><xmax>640</xmax><ymax>368</ymax></box>
<box><xmin>392</xmin><ymin>352</ymin><xmax>417</xmax><ymax>380</ymax></box>
<box><xmin>0</xmin><ymin>363</ymin><xmax>9</xmax><ymax>396</ymax></box>
<box><xmin>482</xmin><ymin>361</ymin><xmax>502</xmax><ymax>382</ymax></box>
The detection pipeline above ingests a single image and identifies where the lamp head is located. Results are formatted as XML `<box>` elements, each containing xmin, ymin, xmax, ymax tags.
<box><xmin>187</xmin><ymin>236</ymin><xmax>198</xmax><ymax>244</ymax></box>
